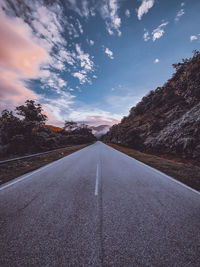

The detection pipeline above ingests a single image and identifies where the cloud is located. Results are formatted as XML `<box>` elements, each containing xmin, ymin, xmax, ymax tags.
<box><xmin>137</xmin><ymin>0</ymin><xmax>154</xmax><ymax>20</ymax></box>
<box><xmin>152</xmin><ymin>22</ymin><xmax>169</xmax><ymax>41</ymax></box>
<box><xmin>32</xmin><ymin>6</ymin><xmax>66</xmax><ymax>47</ymax></box>
<box><xmin>0</xmin><ymin>7</ymin><xmax>49</xmax><ymax>110</ymax></box>
<box><xmin>64</xmin><ymin>0</ymin><xmax>122</xmax><ymax>37</ymax></box>
<box><xmin>175</xmin><ymin>8</ymin><xmax>185</xmax><ymax>22</ymax></box>
<box><xmin>105</xmin><ymin>48</ymin><xmax>114</xmax><ymax>59</ymax></box>
<box><xmin>73</xmin><ymin>72</ymin><xmax>89</xmax><ymax>84</ymax></box>
<box><xmin>181</xmin><ymin>2</ymin><xmax>185</xmax><ymax>7</ymax></box>
<box><xmin>71</xmin><ymin>43</ymin><xmax>95</xmax><ymax>84</ymax></box>
<box><xmin>143</xmin><ymin>29</ymin><xmax>150</xmax><ymax>41</ymax></box>
<box><xmin>45</xmin><ymin>100</ymin><xmax>121</xmax><ymax>127</ymax></box>
<box><xmin>68</xmin><ymin>108</ymin><xmax>121</xmax><ymax>127</ymax></box>
<box><xmin>106</xmin><ymin>93</ymin><xmax>142</xmax><ymax>115</ymax></box>
<box><xmin>92</xmin><ymin>125</ymin><xmax>111</xmax><ymax>136</ymax></box>
<box><xmin>0</xmin><ymin>2</ymin><xmax>82</xmax><ymax>120</ymax></box>
<box><xmin>77</xmin><ymin>115</ymin><xmax>119</xmax><ymax>127</ymax></box>
<box><xmin>125</xmin><ymin>9</ymin><xmax>130</xmax><ymax>18</ymax></box>
<box><xmin>0</xmin><ymin>0</ymin><xmax>121</xmax><ymax>127</ymax></box>
<box><xmin>40</xmin><ymin>72</ymin><xmax>68</xmax><ymax>94</ymax></box>
<box><xmin>58</xmin><ymin>50</ymin><xmax>76</xmax><ymax>66</ymax></box>
<box><xmin>0</xmin><ymin>69</ymin><xmax>39</xmax><ymax>111</ymax></box>
<box><xmin>154</xmin><ymin>58</ymin><xmax>159</xmax><ymax>63</ymax></box>
<box><xmin>100</xmin><ymin>0</ymin><xmax>121</xmax><ymax>36</ymax></box>
<box><xmin>76</xmin><ymin>44</ymin><xmax>94</xmax><ymax>71</ymax></box>
<box><xmin>42</xmin><ymin>91</ymin><xmax>75</xmax><ymax>125</ymax></box>
<box><xmin>65</xmin><ymin>0</ymin><xmax>90</xmax><ymax>18</ymax></box>
<box><xmin>190</xmin><ymin>35</ymin><xmax>198</xmax><ymax>41</ymax></box>
<box><xmin>89</xmin><ymin>40</ymin><xmax>94</xmax><ymax>46</ymax></box>
<box><xmin>2</xmin><ymin>0</ymin><xmax>97</xmax><ymax>87</ymax></box>
<box><xmin>0</xmin><ymin>10</ymin><xmax>48</xmax><ymax>78</ymax></box>
<box><xmin>76</xmin><ymin>19</ymin><xmax>83</xmax><ymax>34</ymax></box>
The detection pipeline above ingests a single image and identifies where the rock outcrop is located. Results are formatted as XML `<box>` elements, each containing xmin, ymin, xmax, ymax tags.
<box><xmin>103</xmin><ymin>51</ymin><xmax>200</xmax><ymax>160</ymax></box>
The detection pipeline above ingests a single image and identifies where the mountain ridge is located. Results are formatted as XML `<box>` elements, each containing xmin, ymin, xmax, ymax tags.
<box><xmin>91</xmin><ymin>125</ymin><xmax>110</xmax><ymax>137</ymax></box>
<box><xmin>103</xmin><ymin>51</ymin><xmax>200</xmax><ymax>160</ymax></box>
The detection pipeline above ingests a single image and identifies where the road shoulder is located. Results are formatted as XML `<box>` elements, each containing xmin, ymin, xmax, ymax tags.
<box><xmin>106</xmin><ymin>143</ymin><xmax>200</xmax><ymax>192</ymax></box>
<box><xmin>0</xmin><ymin>144</ymin><xmax>90</xmax><ymax>185</ymax></box>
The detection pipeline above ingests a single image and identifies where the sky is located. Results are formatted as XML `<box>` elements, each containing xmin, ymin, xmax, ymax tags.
<box><xmin>0</xmin><ymin>0</ymin><xmax>200</xmax><ymax>127</ymax></box>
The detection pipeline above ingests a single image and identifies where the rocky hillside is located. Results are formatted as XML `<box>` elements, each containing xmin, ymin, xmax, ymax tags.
<box><xmin>103</xmin><ymin>51</ymin><xmax>200</xmax><ymax>160</ymax></box>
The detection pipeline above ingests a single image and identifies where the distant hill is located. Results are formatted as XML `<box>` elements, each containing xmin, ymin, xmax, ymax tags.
<box><xmin>45</xmin><ymin>124</ymin><xmax>63</xmax><ymax>132</ymax></box>
<box><xmin>46</xmin><ymin>124</ymin><xmax>110</xmax><ymax>137</ymax></box>
<box><xmin>91</xmin><ymin>125</ymin><xmax>110</xmax><ymax>137</ymax></box>
<box><xmin>103</xmin><ymin>51</ymin><xmax>200</xmax><ymax>160</ymax></box>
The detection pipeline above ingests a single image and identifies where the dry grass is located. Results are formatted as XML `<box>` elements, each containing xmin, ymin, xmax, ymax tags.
<box><xmin>0</xmin><ymin>144</ymin><xmax>89</xmax><ymax>185</ymax></box>
<box><xmin>107</xmin><ymin>143</ymin><xmax>200</xmax><ymax>192</ymax></box>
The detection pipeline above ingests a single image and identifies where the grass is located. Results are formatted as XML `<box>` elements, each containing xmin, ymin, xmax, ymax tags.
<box><xmin>0</xmin><ymin>144</ymin><xmax>89</xmax><ymax>185</ymax></box>
<box><xmin>107</xmin><ymin>143</ymin><xmax>200</xmax><ymax>192</ymax></box>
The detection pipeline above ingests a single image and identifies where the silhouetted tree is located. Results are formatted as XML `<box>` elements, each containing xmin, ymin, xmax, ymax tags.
<box><xmin>0</xmin><ymin>110</ymin><xmax>21</xmax><ymax>144</ymax></box>
<box><xmin>16</xmin><ymin>100</ymin><xmax>47</xmax><ymax>126</ymax></box>
<box><xmin>15</xmin><ymin>100</ymin><xmax>48</xmax><ymax>148</ymax></box>
<box><xmin>63</xmin><ymin>121</ymin><xmax>78</xmax><ymax>132</ymax></box>
<box><xmin>0</xmin><ymin>101</ymin><xmax>96</xmax><ymax>157</ymax></box>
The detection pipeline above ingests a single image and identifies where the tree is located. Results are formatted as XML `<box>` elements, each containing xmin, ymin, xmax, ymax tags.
<box><xmin>0</xmin><ymin>101</ymin><xmax>96</xmax><ymax>157</ymax></box>
<box><xmin>1</xmin><ymin>109</ymin><xmax>18</xmax><ymax>122</ymax></box>
<box><xmin>16</xmin><ymin>100</ymin><xmax>47</xmax><ymax>126</ymax></box>
<box><xmin>15</xmin><ymin>100</ymin><xmax>48</xmax><ymax>148</ymax></box>
<box><xmin>0</xmin><ymin>110</ymin><xmax>21</xmax><ymax>144</ymax></box>
<box><xmin>63</xmin><ymin>121</ymin><xmax>78</xmax><ymax>131</ymax></box>
<box><xmin>192</xmin><ymin>50</ymin><xmax>200</xmax><ymax>57</ymax></box>
<box><xmin>77</xmin><ymin>123</ymin><xmax>93</xmax><ymax>135</ymax></box>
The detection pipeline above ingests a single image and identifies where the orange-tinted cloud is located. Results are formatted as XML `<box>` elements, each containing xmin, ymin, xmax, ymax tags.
<box><xmin>80</xmin><ymin>115</ymin><xmax>119</xmax><ymax>126</ymax></box>
<box><xmin>0</xmin><ymin>8</ymin><xmax>49</xmax><ymax>110</ymax></box>
<box><xmin>0</xmin><ymin>69</ymin><xmax>38</xmax><ymax>110</ymax></box>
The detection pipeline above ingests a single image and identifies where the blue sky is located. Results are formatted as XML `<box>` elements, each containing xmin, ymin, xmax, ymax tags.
<box><xmin>0</xmin><ymin>0</ymin><xmax>200</xmax><ymax>126</ymax></box>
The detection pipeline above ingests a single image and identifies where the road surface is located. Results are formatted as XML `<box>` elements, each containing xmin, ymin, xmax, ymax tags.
<box><xmin>0</xmin><ymin>141</ymin><xmax>200</xmax><ymax>266</ymax></box>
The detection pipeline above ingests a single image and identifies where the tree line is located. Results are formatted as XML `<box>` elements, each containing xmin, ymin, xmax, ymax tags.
<box><xmin>0</xmin><ymin>100</ymin><xmax>96</xmax><ymax>157</ymax></box>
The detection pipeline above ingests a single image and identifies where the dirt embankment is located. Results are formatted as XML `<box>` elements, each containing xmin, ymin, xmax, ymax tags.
<box><xmin>107</xmin><ymin>143</ymin><xmax>200</xmax><ymax>192</ymax></box>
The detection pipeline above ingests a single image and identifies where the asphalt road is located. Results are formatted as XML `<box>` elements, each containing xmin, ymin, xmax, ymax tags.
<box><xmin>0</xmin><ymin>141</ymin><xmax>200</xmax><ymax>266</ymax></box>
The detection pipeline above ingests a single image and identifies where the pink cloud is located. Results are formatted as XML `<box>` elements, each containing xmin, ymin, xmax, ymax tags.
<box><xmin>77</xmin><ymin>115</ymin><xmax>119</xmax><ymax>127</ymax></box>
<box><xmin>0</xmin><ymin>8</ymin><xmax>48</xmax><ymax>111</ymax></box>
<box><xmin>43</xmin><ymin>113</ymin><xmax>119</xmax><ymax>128</ymax></box>
<box><xmin>0</xmin><ymin>7</ymin><xmax>120</xmax><ymax>128</ymax></box>
<box><xmin>0</xmin><ymin>69</ymin><xmax>38</xmax><ymax>110</ymax></box>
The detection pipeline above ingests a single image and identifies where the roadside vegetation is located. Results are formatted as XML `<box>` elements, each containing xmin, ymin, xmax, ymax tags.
<box><xmin>107</xmin><ymin>143</ymin><xmax>200</xmax><ymax>191</ymax></box>
<box><xmin>103</xmin><ymin>51</ymin><xmax>200</xmax><ymax>161</ymax></box>
<box><xmin>0</xmin><ymin>100</ymin><xmax>96</xmax><ymax>160</ymax></box>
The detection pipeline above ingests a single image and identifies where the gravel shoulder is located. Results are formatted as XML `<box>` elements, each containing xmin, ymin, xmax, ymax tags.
<box><xmin>107</xmin><ymin>143</ymin><xmax>200</xmax><ymax>192</ymax></box>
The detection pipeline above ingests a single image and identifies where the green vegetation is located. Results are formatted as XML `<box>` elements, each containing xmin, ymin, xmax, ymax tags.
<box><xmin>0</xmin><ymin>100</ymin><xmax>96</xmax><ymax>158</ymax></box>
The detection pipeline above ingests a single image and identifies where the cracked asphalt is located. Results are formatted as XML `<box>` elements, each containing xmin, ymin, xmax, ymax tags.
<box><xmin>0</xmin><ymin>141</ymin><xmax>200</xmax><ymax>266</ymax></box>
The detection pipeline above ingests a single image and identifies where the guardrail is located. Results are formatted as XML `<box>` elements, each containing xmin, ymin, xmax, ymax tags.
<box><xmin>0</xmin><ymin>147</ymin><xmax>69</xmax><ymax>165</ymax></box>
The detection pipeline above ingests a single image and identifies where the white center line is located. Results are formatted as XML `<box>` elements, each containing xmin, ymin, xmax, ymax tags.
<box><xmin>95</xmin><ymin>164</ymin><xmax>99</xmax><ymax>196</ymax></box>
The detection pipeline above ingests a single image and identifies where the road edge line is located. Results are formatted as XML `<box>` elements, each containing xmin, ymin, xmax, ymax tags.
<box><xmin>0</xmin><ymin>144</ymin><xmax>92</xmax><ymax>192</ymax></box>
<box><xmin>106</xmin><ymin>143</ymin><xmax>200</xmax><ymax>196</ymax></box>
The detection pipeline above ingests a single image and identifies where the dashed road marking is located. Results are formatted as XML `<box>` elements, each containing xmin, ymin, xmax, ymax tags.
<box><xmin>95</xmin><ymin>164</ymin><xmax>99</xmax><ymax>196</ymax></box>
